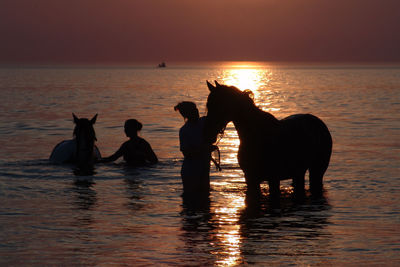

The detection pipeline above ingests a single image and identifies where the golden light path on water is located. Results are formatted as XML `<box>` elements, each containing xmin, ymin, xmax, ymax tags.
<box><xmin>220</xmin><ymin>62</ymin><xmax>280</xmax><ymax>114</ymax></box>
<box><xmin>213</xmin><ymin>191</ymin><xmax>245</xmax><ymax>266</ymax></box>
<box><xmin>211</xmin><ymin>63</ymin><xmax>275</xmax><ymax>266</ymax></box>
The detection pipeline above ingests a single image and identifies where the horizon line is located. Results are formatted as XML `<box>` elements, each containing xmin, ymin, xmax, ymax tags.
<box><xmin>2</xmin><ymin>60</ymin><xmax>400</xmax><ymax>68</ymax></box>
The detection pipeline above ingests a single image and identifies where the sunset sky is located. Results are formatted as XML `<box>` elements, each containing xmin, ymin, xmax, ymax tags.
<box><xmin>1</xmin><ymin>0</ymin><xmax>400</xmax><ymax>64</ymax></box>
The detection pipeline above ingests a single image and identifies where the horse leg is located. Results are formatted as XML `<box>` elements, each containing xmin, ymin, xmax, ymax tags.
<box><xmin>292</xmin><ymin>169</ymin><xmax>307</xmax><ymax>199</ymax></box>
<box><xmin>244</xmin><ymin>172</ymin><xmax>261</xmax><ymax>201</ymax></box>
<box><xmin>309</xmin><ymin>120</ymin><xmax>332</xmax><ymax>197</ymax></box>
<box><xmin>268</xmin><ymin>178</ymin><xmax>280</xmax><ymax>199</ymax></box>
<box><xmin>309</xmin><ymin>151</ymin><xmax>331</xmax><ymax>197</ymax></box>
<box><xmin>309</xmin><ymin>167</ymin><xmax>325</xmax><ymax>197</ymax></box>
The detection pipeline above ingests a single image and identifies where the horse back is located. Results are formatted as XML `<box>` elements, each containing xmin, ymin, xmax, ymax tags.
<box><xmin>237</xmin><ymin>113</ymin><xmax>332</xmax><ymax>182</ymax></box>
<box><xmin>280</xmin><ymin>114</ymin><xmax>332</xmax><ymax>159</ymax></box>
<box><xmin>49</xmin><ymin>139</ymin><xmax>76</xmax><ymax>164</ymax></box>
<box><xmin>242</xmin><ymin>114</ymin><xmax>331</xmax><ymax>175</ymax></box>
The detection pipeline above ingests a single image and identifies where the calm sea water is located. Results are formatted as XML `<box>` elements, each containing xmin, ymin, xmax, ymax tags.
<box><xmin>0</xmin><ymin>63</ymin><xmax>399</xmax><ymax>266</ymax></box>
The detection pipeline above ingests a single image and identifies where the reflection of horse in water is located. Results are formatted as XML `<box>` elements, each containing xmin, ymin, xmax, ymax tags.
<box><xmin>204</xmin><ymin>81</ymin><xmax>332</xmax><ymax>198</ymax></box>
<box><xmin>49</xmin><ymin>114</ymin><xmax>101</xmax><ymax>173</ymax></box>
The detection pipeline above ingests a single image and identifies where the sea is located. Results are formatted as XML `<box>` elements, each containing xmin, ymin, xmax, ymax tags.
<box><xmin>0</xmin><ymin>62</ymin><xmax>399</xmax><ymax>266</ymax></box>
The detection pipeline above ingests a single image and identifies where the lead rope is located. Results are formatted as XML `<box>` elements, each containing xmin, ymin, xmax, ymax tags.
<box><xmin>211</xmin><ymin>145</ymin><xmax>221</xmax><ymax>171</ymax></box>
<box><xmin>210</xmin><ymin>126</ymin><xmax>225</xmax><ymax>171</ymax></box>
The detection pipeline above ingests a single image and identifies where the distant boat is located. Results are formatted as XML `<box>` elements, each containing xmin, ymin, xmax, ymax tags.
<box><xmin>158</xmin><ymin>62</ymin><xmax>166</xmax><ymax>68</ymax></box>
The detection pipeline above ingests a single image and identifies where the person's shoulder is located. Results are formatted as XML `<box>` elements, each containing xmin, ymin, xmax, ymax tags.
<box><xmin>136</xmin><ymin>136</ymin><xmax>150</xmax><ymax>146</ymax></box>
<box><xmin>119</xmin><ymin>140</ymin><xmax>130</xmax><ymax>149</ymax></box>
<box><xmin>121</xmin><ymin>139</ymin><xmax>130</xmax><ymax>145</ymax></box>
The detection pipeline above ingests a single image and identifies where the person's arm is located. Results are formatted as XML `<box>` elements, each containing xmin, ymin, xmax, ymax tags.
<box><xmin>98</xmin><ymin>143</ymin><xmax>126</xmax><ymax>163</ymax></box>
<box><xmin>142</xmin><ymin>140</ymin><xmax>158</xmax><ymax>164</ymax></box>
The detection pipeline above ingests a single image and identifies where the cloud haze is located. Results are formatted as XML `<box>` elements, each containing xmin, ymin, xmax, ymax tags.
<box><xmin>1</xmin><ymin>0</ymin><xmax>399</xmax><ymax>64</ymax></box>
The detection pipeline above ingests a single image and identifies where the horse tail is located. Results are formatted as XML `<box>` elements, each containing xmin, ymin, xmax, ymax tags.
<box><xmin>307</xmin><ymin>115</ymin><xmax>333</xmax><ymax>193</ymax></box>
<box><xmin>315</xmin><ymin>116</ymin><xmax>332</xmax><ymax>161</ymax></box>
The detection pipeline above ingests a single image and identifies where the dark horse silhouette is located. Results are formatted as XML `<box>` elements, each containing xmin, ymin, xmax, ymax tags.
<box><xmin>49</xmin><ymin>114</ymin><xmax>101</xmax><ymax>174</ymax></box>
<box><xmin>205</xmin><ymin>81</ymin><xmax>332</xmax><ymax>198</ymax></box>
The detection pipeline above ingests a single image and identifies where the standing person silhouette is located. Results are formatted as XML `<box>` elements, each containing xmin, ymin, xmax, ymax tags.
<box><xmin>175</xmin><ymin>102</ymin><xmax>217</xmax><ymax>199</ymax></box>
<box><xmin>100</xmin><ymin>119</ymin><xmax>158</xmax><ymax>166</ymax></box>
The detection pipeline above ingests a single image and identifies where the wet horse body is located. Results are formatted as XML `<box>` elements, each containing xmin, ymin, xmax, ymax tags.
<box><xmin>205</xmin><ymin>81</ymin><xmax>332</xmax><ymax>198</ymax></box>
<box><xmin>50</xmin><ymin>114</ymin><xmax>101</xmax><ymax>172</ymax></box>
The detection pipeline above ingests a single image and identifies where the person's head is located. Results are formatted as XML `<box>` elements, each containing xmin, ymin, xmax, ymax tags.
<box><xmin>124</xmin><ymin>119</ymin><xmax>142</xmax><ymax>138</ymax></box>
<box><xmin>174</xmin><ymin>101</ymin><xmax>199</xmax><ymax>121</ymax></box>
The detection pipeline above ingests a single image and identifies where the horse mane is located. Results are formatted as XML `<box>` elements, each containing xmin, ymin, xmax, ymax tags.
<box><xmin>217</xmin><ymin>84</ymin><xmax>279</xmax><ymax>124</ymax></box>
<box><xmin>73</xmin><ymin>119</ymin><xmax>97</xmax><ymax>141</ymax></box>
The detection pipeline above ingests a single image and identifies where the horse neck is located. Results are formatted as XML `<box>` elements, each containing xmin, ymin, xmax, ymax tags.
<box><xmin>232</xmin><ymin>103</ymin><xmax>279</xmax><ymax>141</ymax></box>
<box><xmin>75</xmin><ymin>130</ymin><xmax>95</xmax><ymax>166</ymax></box>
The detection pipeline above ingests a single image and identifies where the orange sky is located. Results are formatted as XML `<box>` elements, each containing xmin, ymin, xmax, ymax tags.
<box><xmin>1</xmin><ymin>0</ymin><xmax>399</xmax><ymax>64</ymax></box>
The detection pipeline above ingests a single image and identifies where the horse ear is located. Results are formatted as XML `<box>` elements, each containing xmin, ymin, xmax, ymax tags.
<box><xmin>73</xmin><ymin>113</ymin><xmax>79</xmax><ymax>124</ymax></box>
<box><xmin>90</xmin><ymin>114</ymin><xmax>98</xmax><ymax>124</ymax></box>
<box><xmin>214</xmin><ymin>80</ymin><xmax>221</xmax><ymax>87</ymax></box>
<box><xmin>207</xmin><ymin>80</ymin><xmax>216</xmax><ymax>91</ymax></box>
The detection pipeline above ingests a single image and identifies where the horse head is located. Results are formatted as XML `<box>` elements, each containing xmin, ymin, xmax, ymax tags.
<box><xmin>205</xmin><ymin>81</ymin><xmax>255</xmax><ymax>144</ymax></box>
<box><xmin>72</xmin><ymin>113</ymin><xmax>98</xmax><ymax>171</ymax></box>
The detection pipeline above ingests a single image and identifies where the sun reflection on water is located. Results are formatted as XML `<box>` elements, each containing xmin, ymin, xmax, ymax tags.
<box><xmin>218</xmin><ymin>62</ymin><xmax>281</xmax><ymax>114</ymax></box>
<box><xmin>213</xmin><ymin>193</ymin><xmax>245</xmax><ymax>266</ymax></box>
<box><xmin>211</xmin><ymin>62</ymin><xmax>278</xmax><ymax>266</ymax></box>
<box><xmin>218</xmin><ymin>128</ymin><xmax>239</xmax><ymax>165</ymax></box>
<box><xmin>223</xmin><ymin>68</ymin><xmax>261</xmax><ymax>92</ymax></box>
<box><xmin>221</xmin><ymin>62</ymin><xmax>270</xmax><ymax>95</ymax></box>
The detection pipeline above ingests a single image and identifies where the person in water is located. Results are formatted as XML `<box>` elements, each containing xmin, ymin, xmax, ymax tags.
<box><xmin>99</xmin><ymin>119</ymin><xmax>158</xmax><ymax>166</ymax></box>
<box><xmin>174</xmin><ymin>101</ymin><xmax>217</xmax><ymax>197</ymax></box>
